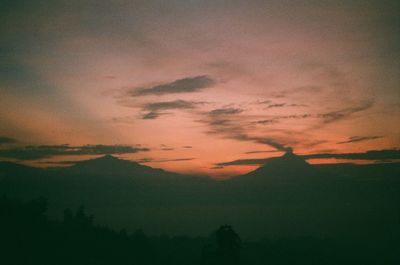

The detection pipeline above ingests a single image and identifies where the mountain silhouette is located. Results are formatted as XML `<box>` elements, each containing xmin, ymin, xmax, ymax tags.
<box><xmin>1</xmin><ymin>154</ymin><xmax>399</xmax><ymax>239</ymax></box>
<box><xmin>230</xmin><ymin>150</ymin><xmax>321</xmax><ymax>186</ymax></box>
<box><xmin>63</xmin><ymin>155</ymin><xmax>178</xmax><ymax>180</ymax></box>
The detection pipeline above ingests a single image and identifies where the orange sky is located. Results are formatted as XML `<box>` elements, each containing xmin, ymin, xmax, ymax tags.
<box><xmin>0</xmin><ymin>0</ymin><xmax>399</xmax><ymax>177</ymax></box>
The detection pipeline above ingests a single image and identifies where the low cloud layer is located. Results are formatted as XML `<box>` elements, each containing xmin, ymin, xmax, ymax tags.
<box><xmin>216</xmin><ymin>149</ymin><xmax>400</xmax><ymax>167</ymax></box>
<box><xmin>0</xmin><ymin>144</ymin><xmax>149</xmax><ymax>160</ymax></box>
<box><xmin>302</xmin><ymin>149</ymin><xmax>400</xmax><ymax>160</ymax></box>
<box><xmin>137</xmin><ymin>157</ymin><xmax>195</xmax><ymax>163</ymax></box>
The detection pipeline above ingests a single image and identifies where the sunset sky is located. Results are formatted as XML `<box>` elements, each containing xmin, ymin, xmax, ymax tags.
<box><xmin>1</xmin><ymin>0</ymin><xmax>399</xmax><ymax>177</ymax></box>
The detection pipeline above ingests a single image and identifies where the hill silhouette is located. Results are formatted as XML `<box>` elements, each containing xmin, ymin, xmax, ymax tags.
<box><xmin>2</xmin><ymin>196</ymin><xmax>398</xmax><ymax>265</ymax></box>
<box><xmin>1</xmin><ymin>153</ymin><xmax>399</xmax><ymax>240</ymax></box>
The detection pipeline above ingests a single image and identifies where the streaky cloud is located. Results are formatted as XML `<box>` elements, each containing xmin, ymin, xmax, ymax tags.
<box><xmin>244</xmin><ymin>150</ymin><xmax>279</xmax><ymax>154</ymax></box>
<box><xmin>161</xmin><ymin>147</ymin><xmax>174</xmax><ymax>151</ymax></box>
<box><xmin>302</xmin><ymin>149</ymin><xmax>400</xmax><ymax>160</ymax></box>
<box><xmin>216</xmin><ymin>158</ymin><xmax>271</xmax><ymax>166</ymax></box>
<box><xmin>0</xmin><ymin>144</ymin><xmax>150</xmax><ymax>160</ymax></box>
<box><xmin>253</xmin><ymin>119</ymin><xmax>278</xmax><ymax>125</ymax></box>
<box><xmin>131</xmin><ymin>75</ymin><xmax>215</xmax><ymax>96</ymax></box>
<box><xmin>318</xmin><ymin>101</ymin><xmax>374</xmax><ymax>124</ymax></box>
<box><xmin>140</xmin><ymin>158</ymin><xmax>196</xmax><ymax>163</ymax></box>
<box><xmin>216</xmin><ymin>149</ymin><xmax>400</xmax><ymax>167</ymax></box>
<box><xmin>141</xmin><ymin>100</ymin><xmax>203</xmax><ymax>120</ymax></box>
<box><xmin>208</xmin><ymin>108</ymin><xmax>243</xmax><ymax>116</ymax></box>
<box><xmin>337</xmin><ymin>136</ymin><xmax>384</xmax><ymax>144</ymax></box>
<box><xmin>142</xmin><ymin>111</ymin><xmax>166</xmax><ymax>120</ymax></box>
<box><xmin>265</xmin><ymin>103</ymin><xmax>286</xmax><ymax>109</ymax></box>
<box><xmin>144</xmin><ymin>100</ymin><xmax>198</xmax><ymax>111</ymax></box>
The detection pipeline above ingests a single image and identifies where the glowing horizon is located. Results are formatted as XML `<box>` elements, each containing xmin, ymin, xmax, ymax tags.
<box><xmin>0</xmin><ymin>0</ymin><xmax>399</xmax><ymax>177</ymax></box>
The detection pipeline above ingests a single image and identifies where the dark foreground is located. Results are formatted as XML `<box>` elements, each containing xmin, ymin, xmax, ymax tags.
<box><xmin>1</xmin><ymin>197</ymin><xmax>398</xmax><ymax>265</ymax></box>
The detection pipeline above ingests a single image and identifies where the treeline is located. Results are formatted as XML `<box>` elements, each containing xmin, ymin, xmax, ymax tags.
<box><xmin>1</xmin><ymin>197</ymin><xmax>398</xmax><ymax>265</ymax></box>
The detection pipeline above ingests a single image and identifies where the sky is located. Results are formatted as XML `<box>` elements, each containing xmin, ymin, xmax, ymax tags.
<box><xmin>0</xmin><ymin>0</ymin><xmax>399</xmax><ymax>177</ymax></box>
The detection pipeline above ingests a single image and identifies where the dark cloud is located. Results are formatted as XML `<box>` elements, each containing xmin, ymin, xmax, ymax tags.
<box><xmin>210</xmin><ymin>166</ymin><xmax>224</xmax><ymax>169</ymax></box>
<box><xmin>216</xmin><ymin>158</ymin><xmax>270</xmax><ymax>166</ymax></box>
<box><xmin>253</xmin><ymin>138</ymin><xmax>292</xmax><ymax>152</ymax></box>
<box><xmin>337</xmin><ymin>136</ymin><xmax>384</xmax><ymax>144</ymax></box>
<box><xmin>141</xmin><ymin>111</ymin><xmax>169</xmax><ymax>120</ymax></box>
<box><xmin>199</xmin><ymin>108</ymin><xmax>291</xmax><ymax>152</ymax></box>
<box><xmin>209</xmin><ymin>119</ymin><xmax>231</xmax><ymax>126</ymax></box>
<box><xmin>253</xmin><ymin>114</ymin><xmax>311</xmax><ymax>125</ymax></box>
<box><xmin>224</xmin><ymin>133</ymin><xmax>291</xmax><ymax>152</ymax></box>
<box><xmin>135</xmin><ymin>157</ymin><xmax>195</xmax><ymax>163</ymax></box>
<box><xmin>265</xmin><ymin>103</ymin><xmax>286</xmax><ymax>109</ymax></box>
<box><xmin>302</xmin><ymin>149</ymin><xmax>400</xmax><ymax>161</ymax></box>
<box><xmin>141</xmin><ymin>100</ymin><xmax>202</xmax><ymax>120</ymax></box>
<box><xmin>39</xmin><ymin>160</ymin><xmax>80</xmax><ymax>165</ymax></box>
<box><xmin>0</xmin><ymin>144</ymin><xmax>149</xmax><ymax>160</ymax></box>
<box><xmin>254</xmin><ymin>119</ymin><xmax>278</xmax><ymax>125</ymax></box>
<box><xmin>278</xmin><ymin>114</ymin><xmax>312</xmax><ymax>119</ymax></box>
<box><xmin>255</xmin><ymin>100</ymin><xmax>272</xmax><ymax>104</ymax></box>
<box><xmin>131</xmin><ymin>76</ymin><xmax>215</xmax><ymax>96</ymax></box>
<box><xmin>157</xmin><ymin>158</ymin><xmax>195</xmax><ymax>162</ymax></box>
<box><xmin>136</xmin><ymin>158</ymin><xmax>154</xmax><ymax>163</ymax></box>
<box><xmin>265</xmin><ymin>103</ymin><xmax>308</xmax><ymax>109</ymax></box>
<box><xmin>0</xmin><ymin>136</ymin><xmax>17</xmax><ymax>144</ymax></box>
<box><xmin>182</xmin><ymin>146</ymin><xmax>192</xmax><ymax>149</ymax></box>
<box><xmin>208</xmin><ymin>108</ymin><xmax>243</xmax><ymax>116</ymax></box>
<box><xmin>318</xmin><ymin>101</ymin><xmax>374</xmax><ymax>124</ymax></box>
<box><xmin>244</xmin><ymin>150</ymin><xmax>279</xmax><ymax>154</ymax></box>
<box><xmin>161</xmin><ymin>148</ymin><xmax>174</xmax><ymax>151</ymax></box>
<box><xmin>216</xmin><ymin>149</ymin><xmax>400</xmax><ymax>167</ymax></box>
<box><xmin>144</xmin><ymin>100</ymin><xmax>197</xmax><ymax>111</ymax></box>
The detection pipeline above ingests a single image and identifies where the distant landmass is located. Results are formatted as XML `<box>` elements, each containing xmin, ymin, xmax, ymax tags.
<box><xmin>1</xmin><ymin>152</ymin><xmax>399</xmax><ymax>239</ymax></box>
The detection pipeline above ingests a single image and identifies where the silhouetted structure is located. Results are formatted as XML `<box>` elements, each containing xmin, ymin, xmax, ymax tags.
<box><xmin>202</xmin><ymin>225</ymin><xmax>241</xmax><ymax>265</ymax></box>
<box><xmin>216</xmin><ymin>225</ymin><xmax>241</xmax><ymax>265</ymax></box>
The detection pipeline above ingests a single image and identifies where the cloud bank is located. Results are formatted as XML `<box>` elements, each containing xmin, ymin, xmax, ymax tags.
<box><xmin>0</xmin><ymin>144</ymin><xmax>150</xmax><ymax>160</ymax></box>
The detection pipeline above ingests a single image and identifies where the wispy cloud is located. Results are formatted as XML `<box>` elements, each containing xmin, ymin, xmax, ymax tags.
<box><xmin>208</xmin><ymin>108</ymin><xmax>243</xmax><ymax>116</ymax></box>
<box><xmin>130</xmin><ymin>75</ymin><xmax>215</xmax><ymax>96</ymax></box>
<box><xmin>0</xmin><ymin>144</ymin><xmax>150</xmax><ymax>160</ymax></box>
<box><xmin>252</xmin><ymin>137</ymin><xmax>292</xmax><ymax>152</ymax></box>
<box><xmin>259</xmin><ymin>102</ymin><xmax>308</xmax><ymax>109</ymax></box>
<box><xmin>161</xmin><ymin>147</ymin><xmax>174</xmax><ymax>151</ymax></box>
<box><xmin>318</xmin><ymin>101</ymin><xmax>374</xmax><ymax>124</ymax></box>
<box><xmin>141</xmin><ymin>100</ymin><xmax>203</xmax><ymax>120</ymax></box>
<box><xmin>198</xmin><ymin>106</ymin><xmax>292</xmax><ymax>151</ymax></box>
<box><xmin>337</xmin><ymin>136</ymin><xmax>383</xmax><ymax>144</ymax></box>
<box><xmin>253</xmin><ymin>119</ymin><xmax>278</xmax><ymax>125</ymax></box>
<box><xmin>142</xmin><ymin>112</ymin><xmax>166</xmax><ymax>120</ymax></box>
<box><xmin>144</xmin><ymin>100</ymin><xmax>198</xmax><ymax>111</ymax></box>
<box><xmin>265</xmin><ymin>103</ymin><xmax>286</xmax><ymax>109</ymax></box>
